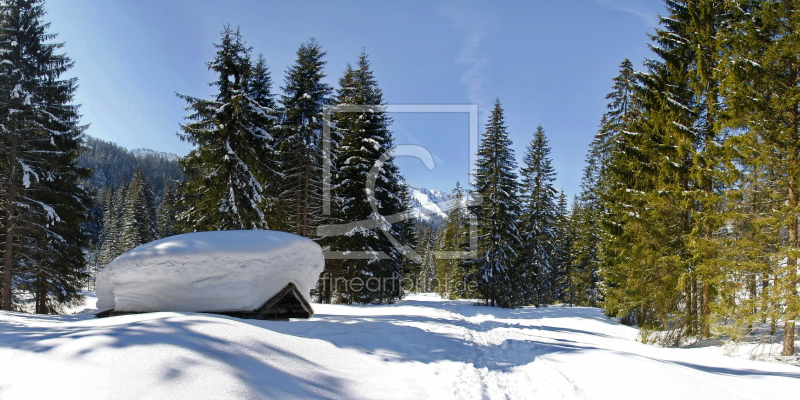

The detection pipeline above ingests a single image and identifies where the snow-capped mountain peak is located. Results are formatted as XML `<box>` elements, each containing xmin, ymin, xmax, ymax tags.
<box><xmin>405</xmin><ymin>184</ymin><xmax>453</xmax><ymax>225</ymax></box>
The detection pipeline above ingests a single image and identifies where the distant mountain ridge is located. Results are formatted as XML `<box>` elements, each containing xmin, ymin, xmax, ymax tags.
<box><xmin>130</xmin><ymin>148</ymin><xmax>180</xmax><ymax>162</ymax></box>
<box><xmin>79</xmin><ymin>136</ymin><xmax>184</xmax><ymax>194</ymax></box>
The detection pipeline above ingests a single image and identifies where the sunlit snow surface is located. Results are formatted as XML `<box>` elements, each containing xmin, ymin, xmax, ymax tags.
<box><xmin>95</xmin><ymin>230</ymin><xmax>325</xmax><ymax>313</ymax></box>
<box><xmin>0</xmin><ymin>293</ymin><xmax>798</xmax><ymax>399</ymax></box>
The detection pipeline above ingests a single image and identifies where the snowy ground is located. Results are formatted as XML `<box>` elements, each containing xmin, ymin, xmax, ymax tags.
<box><xmin>1</xmin><ymin>293</ymin><xmax>798</xmax><ymax>399</ymax></box>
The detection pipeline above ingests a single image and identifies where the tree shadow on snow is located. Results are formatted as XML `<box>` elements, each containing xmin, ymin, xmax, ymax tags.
<box><xmin>0</xmin><ymin>311</ymin><xmax>353</xmax><ymax>399</ymax></box>
<box><xmin>651</xmin><ymin>358</ymin><xmax>800</xmax><ymax>379</ymax></box>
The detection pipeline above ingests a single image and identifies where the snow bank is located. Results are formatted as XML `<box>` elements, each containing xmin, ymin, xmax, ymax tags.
<box><xmin>96</xmin><ymin>230</ymin><xmax>324</xmax><ymax>313</ymax></box>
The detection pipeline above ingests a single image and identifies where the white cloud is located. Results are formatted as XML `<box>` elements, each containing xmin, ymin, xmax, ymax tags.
<box><xmin>595</xmin><ymin>0</ymin><xmax>659</xmax><ymax>28</ymax></box>
<box><xmin>437</xmin><ymin>0</ymin><xmax>491</xmax><ymax>110</ymax></box>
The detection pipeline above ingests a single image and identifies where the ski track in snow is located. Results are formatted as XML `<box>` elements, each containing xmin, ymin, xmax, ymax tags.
<box><xmin>0</xmin><ymin>293</ymin><xmax>798</xmax><ymax>399</ymax></box>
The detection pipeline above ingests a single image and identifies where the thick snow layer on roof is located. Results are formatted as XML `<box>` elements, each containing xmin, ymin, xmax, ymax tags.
<box><xmin>96</xmin><ymin>230</ymin><xmax>324</xmax><ymax>313</ymax></box>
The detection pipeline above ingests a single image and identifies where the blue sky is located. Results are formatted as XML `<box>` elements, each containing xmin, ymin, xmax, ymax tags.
<box><xmin>46</xmin><ymin>0</ymin><xmax>664</xmax><ymax>198</ymax></box>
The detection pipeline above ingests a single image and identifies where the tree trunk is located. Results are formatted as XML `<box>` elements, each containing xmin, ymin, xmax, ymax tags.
<box><xmin>35</xmin><ymin>273</ymin><xmax>45</xmax><ymax>314</ymax></box>
<box><xmin>746</xmin><ymin>275</ymin><xmax>757</xmax><ymax>335</ymax></box>
<box><xmin>700</xmin><ymin>221</ymin><xmax>713</xmax><ymax>339</ymax></box>
<box><xmin>701</xmin><ymin>282</ymin><xmax>711</xmax><ymax>338</ymax></box>
<box><xmin>771</xmin><ymin>274</ymin><xmax>778</xmax><ymax>336</ymax></box>
<box><xmin>295</xmin><ymin>166</ymin><xmax>302</xmax><ymax>236</ymax></box>
<box><xmin>762</xmin><ymin>277</ymin><xmax>770</xmax><ymax>324</ymax></box>
<box><xmin>686</xmin><ymin>275</ymin><xmax>695</xmax><ymax>336</ymax></box>
<box><xmin>783</xmin><ymin>183</ymin><xmax>797</xmax><ymax>355</ymax></box>
<box><xmin>303</xmin><ymin>133</ymin><xmax>310</xmax><ymax>237</ymax></box>
<box><xmin>783</xmin><ymin>62</ymin><xmax>799</xmax><ymax>356</ymax></box>
<box><xmin>1</xmin><ymin>136</ymin><xmax>17</xmax><ymax>311</ymax></box>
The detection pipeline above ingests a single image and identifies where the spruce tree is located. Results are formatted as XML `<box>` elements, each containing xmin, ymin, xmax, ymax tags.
<box><xmin>600</xmin><ymin>1</ymin><xmax>729</xmax><ymax>342</ymax></box>
<box><xmin>326</xmin><ymin>52</ymin><xmax>409</xmax><ymax>304</ymax></box>
<box><xmin>553</xmin><ymin>191</ymin><xmax>573</xmax><ymax>305</ymax></box>
<box><xmin>279</xmin><ymin>38</ymin><xmax>332</xmax><ymax>238</ymax></box>
<box><xmin>411</xmin><ymin>222</ymin><xmax>437</xmax><ymax>293</ymax></box>
<box><xmin>98</xmin><ymin>181</ymin><xmax>127</xmax><ymax>267</ymax></box>
<box><xmin>597</xmin><ymin>57</ymin><xmax>665</xmax><ymax>328</ymax></box>
<box><xmin>638</xmin><ymin>0</ymin><xmax>726</xmax><ymax>339</ymax></box>
<box><xmin>156</xmin><ymin>180</ymin><xmax>181</xmax><ymax>239</ymax></box>
<box><xmin>248</xmin><ymin>53</ymin><xmax>284</xmax><ymax>230</ymax></box>
<box><xmin>177</xmin><ymin>25</ymin><xmax>278</xmax><ymax>231</ymax></box>
<box><xmin>719</xmin><ymin>0</ymin><xmax>800</xmax><ymax>355</ymax></box>
<box><xmin>120</xmin><ymin>169</ymin><xmax>156</xmax><ymax>252</ymax></box>
<box><xmin>468</xmin><ymin>100</ymin><xmax>521</xmax><ymax>308</ymax></box>
<box><xmin>249</xmin><ymin>53</ymin><xmax>277</xmax><ymax>109</ymax></box>
<box><xmin>434</xmin><ymin>182</ymin><xmax>471</xmax><ymax>299</ymax></box>
<box><xmin>0</xmin><ymin>0</ymin><xmax>91</xmax><ymax>311</ymax></box>
<box><xmin>572</xmin><ymin>146</ymin><xmax>604</xmax><ymax>307</ymax></box>
<box><xmin>98</xmin><ymin>185</ymin><xmax>117</xmax><ymax>266</ymax></box>
<box><xmin>518</xmin><ymin>125</ymin><xmax>559</xmax><ymax>306</ymax></box>
<box><xmin>682</xmin><ymin>0</ymin><xmax>728</xmax><ymax>340</ymax></box>
<box><xmin>567</xmin><ymin>196</ymin><xmax>591</xmax><ymax>306</ymax></box>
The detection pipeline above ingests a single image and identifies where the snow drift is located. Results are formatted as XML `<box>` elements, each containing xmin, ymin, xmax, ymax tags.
<box><xmin>95</xmin><ymin>230</ymin><xmax>325</xmax><ymax>313</ymax></box>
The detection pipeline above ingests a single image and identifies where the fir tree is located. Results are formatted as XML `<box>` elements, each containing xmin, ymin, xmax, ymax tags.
<box><xmin>590</xmin><ymin>60</ymin><xmax>643</xmax><ymax>312</ymax></box>
<box><xmin>177</xmin><ymin>25</ymin><xmax>278</xmax><ymax>231</ymax></box>
<box><xmin>600</xmin><ymin>1</ymin><xmax>730</xmax><ymax>343</ymax></box>
<box><xmin>468</xmin><ymin>100</ymin><xmax>521</xmax><ymax>308</ymax></box>
<box><xmin>120</xmin><ymin>169</ymin><xmax>156</xmax><ymax>252</ymax></box>
<box><xmin>718</xmin><ymin>0</ymin><xmax>800</xmax><ymax>355</ymax></box>
<box><xmin>410</xmin><ymin>222</ymin><xmax>437</xmax><ymax>293</ymax></box>
<box><xmin>326</xmin><ymin>52</ymin><xmax>409</xmax><ymax>304</ymax></box>
<box><xmin>434</xmin><ymin>182</ymin><xmax>471</xmax><ymax>299</ymax></box>
<box><xmin>98</xmin><ymin>181</ymin><xmax>127</xmax><ymax>267</ymax></box>
<box><xmin>518</xmin><ymin>125</ymin><xmax>558</xmax><ymax>306</ymax></box>
<box><xmin>572</xmin><ymin>147</ymin><xmax>604</xmax><ymax>307</ymax></box>
<box><xmin>597</xmin><ymin>56</ymin><xmax>665</xmax><ymax>328</ymax></box>
<box><xmin>0</xmin><ymin>0</ymin><xmax>91</xmax><ymax>311</ymax></box>
<box><xmin>553</xmin><ymin>191</ymin><xmax>573</xmax><ymax>305</ymax></box>
<box><xmin>156</xmin><ymin>180</ymin><xmax>181</xmax><ymax>239</ymax></box>
<box><xmin>279</xmin><ymin>38</ymin><xmax>332</xmax><ymax>238</ymax></box>
<box><xmin>248</xmin><ymin>52</ymin><xmax>284</xmax><ymax>230</ymax></box>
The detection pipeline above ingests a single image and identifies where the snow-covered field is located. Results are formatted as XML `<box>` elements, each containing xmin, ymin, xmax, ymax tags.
<box><xmin>1</xmin><ymin>293</ymin><xmax>798</xmax><ymax>399</ymax></box>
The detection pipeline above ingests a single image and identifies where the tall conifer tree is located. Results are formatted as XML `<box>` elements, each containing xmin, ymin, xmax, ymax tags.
<box><xmin>572</xmin><ymin>144</ymin><xmax>604</xmax><ymax>307</ymax></box>
<box><xmin>719</xmin><ymin>0</ymin><xmax>800</xmax><ymax>355</ymax></box>
<box><xmin>120</xmin><ymin>169</ymin><xmax>156</xmax><ymax>251</ymax></box>
<box><xmin>177</xmin><ymin>25</ymin><xmax>278</xmax><ymax>231</ymax></box>
<box><xmin>519</xmin><ymin>126</ymin><xmax>558</xmax><ymax>305</ymax></box>
<box><xmin>468</xmin><ymin>100</ymin><xmax>521</xmax><ymax>308</ymax></box>
<box><xmin>434</xmin><ymin>182</ymin><xmax>471</xmax><ymax>299</ymax></box>
<box><xmin>326</xmin><ymin>53</ymin><xmax>409</xmax><ymax>304</ymax></box>
<box><xmin>0</xmin><ymin>0</ymin><xmax>90</xmax><ymax>311</ymax></box>
<box><xmin>156</xmin><ymin>180</ymin><xmax>181</xmax><ymax>239</ymax></box>
<box><xmin>279</xmin><ymin>39</ymin><xmax>332</xmax><ymax>238</ymax></box>
<box><xmin>553</xmin><ymin>190</ymin><xmax>573</xmax><ymax>304</ymax></box>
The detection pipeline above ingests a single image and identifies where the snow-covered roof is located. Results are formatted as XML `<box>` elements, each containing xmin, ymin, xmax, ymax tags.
<box><xmin>96</xmin><ymin>230</ymin><xmax>324</xmax><ymax>313</ymax></box>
